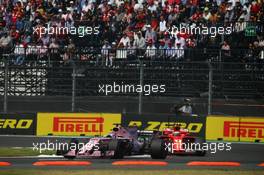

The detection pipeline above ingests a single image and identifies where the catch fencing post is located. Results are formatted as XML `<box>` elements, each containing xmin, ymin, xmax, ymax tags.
<box><xmin>71</xmin><ymin>62</ymin><xmax>76</xmax><ymax>112</ymax></box>
<box><xmin>3</xmin><ymin>57</ymin><xmax>8</xmax><ymax>113</ymax></box>
<box><xmin>138</xmin><ymin>60</ymin><xmax>144</xmax><ymax>114</ymax></box>
<box><xmin>208</xmin><ymin>61</ymin><xmax>213</xmax><ymax>115</ymax></box>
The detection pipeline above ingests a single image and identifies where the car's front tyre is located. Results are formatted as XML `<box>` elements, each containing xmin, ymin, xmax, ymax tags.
<box><xmin>150</xmin><ymin>139</ymin><xmax>168</xmax><ymax>159</ymax></box>
<box><xmin>108</xmin><ymin>140</ymin><xmax>126</xmax><ymax>159</ymax></box>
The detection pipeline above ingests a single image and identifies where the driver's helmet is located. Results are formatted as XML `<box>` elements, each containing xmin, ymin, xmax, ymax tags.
<box><xmin>174</xmin><ymin>123</ymin><xmax>181</xmax><ymax>131</ymax></box>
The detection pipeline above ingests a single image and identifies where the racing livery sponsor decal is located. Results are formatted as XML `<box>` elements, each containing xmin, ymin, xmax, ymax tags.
<box><xmin>206</xmin><ymin>115</ymin><xmax>264</xmax><ymax>142</ymax></box>
<box><xmin>239</xmin><ymin>118</ymin><xmax>264</xmax><ymax>142</ymax></box>
<box><xmin>121</xmin><ymin>113</ymin><xmax>206</xmax><ymax>138</ymax></box>
<box><xmin>53</xmin><ymin>117</ymin><xmax>104</xmax><ymax>133</ymax></box>
<box><xmin>0</xmin><ymin>113</ymin><xmax>36</xmax><ymax>135</ymax></box>
<box><xmin>224</xmin><ymin>121</ymin><xmax>264</xmax><ymax>138</ymax></box>
<box><xmin>37</xmin><ymin>113</ymin><xmax>121</xmax><ymax>136</ymax></box>
<box><xmin>127</xmin><ymin>121</ymin><xmax>203</xmax><ymax>133</ymax></box>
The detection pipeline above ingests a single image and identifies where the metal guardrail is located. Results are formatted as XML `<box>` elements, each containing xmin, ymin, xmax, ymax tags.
<box><xmin>1</xmin><ymin>47</ymin><xmax>264</xmax><ymax>64</ymax></box>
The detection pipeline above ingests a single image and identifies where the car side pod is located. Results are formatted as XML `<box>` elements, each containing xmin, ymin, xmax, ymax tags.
<box><xmin>150</xmin><ymin>139</ymin><xmax>168</xmax><ymax>159</ymax></box>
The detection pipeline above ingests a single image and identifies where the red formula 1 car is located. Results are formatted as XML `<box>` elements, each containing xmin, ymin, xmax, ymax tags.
<box><xmin>158</xmin><ymin>124</ymin><xmax>206</xmax><ymax>156</ymax></box>
<box><xmin>57</xmin><ymin>124</ymin><xmax>168</xmax><ymax>159</ymax></box>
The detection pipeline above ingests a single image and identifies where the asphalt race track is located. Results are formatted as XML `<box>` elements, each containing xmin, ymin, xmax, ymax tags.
<box><xmin>0</xmin><ymin>136</ymin><xmax>263</xmax><ymax>169</ymax></box>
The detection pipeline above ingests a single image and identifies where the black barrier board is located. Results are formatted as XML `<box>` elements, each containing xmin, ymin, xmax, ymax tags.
<box><xmin>122</xmin><ymin>113</ymin><xmax>206</xmax><ymax>138</ymax></box>
<box><xmin>0</xmin><ymin>113</ymin><xmax>36</xmax><ymax>135</ymax></box>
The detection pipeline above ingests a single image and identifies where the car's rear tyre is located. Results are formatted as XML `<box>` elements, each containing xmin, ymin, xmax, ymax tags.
<box><xmin>194</xmin><ymin>138</ymin><xmax>206</xmax><ymax>156</ymax></box>
<box><xmin>108</xmin><ymin>140</ymin><xmax>125</xmax><ymax>159</ymax></box>
<box><xmin>150</xmin><ymin>139</ymin><xmax>168</xmax><ymax>159</ymax></box>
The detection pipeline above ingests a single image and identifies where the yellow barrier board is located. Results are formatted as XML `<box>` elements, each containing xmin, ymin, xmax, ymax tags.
<box><xmin>206</xmin><ymin>115</ymin><xmax>264</xmax><ymax>142</ymax></box>
<box><xmin>37</xmin><ymin>113</ymin><xmax>121</xmax><ymax>136</ymax></box>
<box><xmin>206</xmin><ymin>115</ymin><xmax>240</xmax><ymax>141</ymax></box>
<box><xmin>239</xmin><ymin>117</ymin><xmax>264</xmax><ymax>142</ymax></box>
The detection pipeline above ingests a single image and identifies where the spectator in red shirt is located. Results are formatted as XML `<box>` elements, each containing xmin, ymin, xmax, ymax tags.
<box><xmin>188</xmin><ymin>0</ymin><xmax>199</xmax><ymax>16</ymax></box>
<box><xmin>251</xmin><ymin>1</ymin><xmax>260</xmax><ymax>15</ymax></box>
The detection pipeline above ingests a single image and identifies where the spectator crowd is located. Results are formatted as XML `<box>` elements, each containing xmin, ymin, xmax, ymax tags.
<box><xmin>0</xmin><ymin>0</ymin><xmax>263</xmax><ymax>65</ymax></box>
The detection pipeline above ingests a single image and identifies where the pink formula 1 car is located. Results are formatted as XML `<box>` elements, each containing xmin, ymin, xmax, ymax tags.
<box><xmin>57</xmin><ymin>125</ymin><xmax>168</xmax><ymax>159</ymax></box>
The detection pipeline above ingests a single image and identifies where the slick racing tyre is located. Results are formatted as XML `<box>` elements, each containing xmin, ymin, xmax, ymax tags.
<box><xmin>150</xmin><ymin>139</ymin><xmax>168</xmax><ymax>159</ymax></box>
<box><xmin>108</xmin><ymin>140</ymin><xmax>126</xmax><ymax>159</ymax></box>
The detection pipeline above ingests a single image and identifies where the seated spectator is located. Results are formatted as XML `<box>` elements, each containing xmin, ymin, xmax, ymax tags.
<box><xmin>148</xmin><ymin>1</ymin><xmax>158</xmax><ymax>13</ymax></box>
<box><xmin>145</xmin><ymin>39</ymin><xmax>156</xmax><ymax>60</ymax></box>
<box><xmin>163</xmin><ymin>32</ymin><xmax>171</xmax><ymax>48</ymax></box>
<box><xmin>26</xmin><ymin>42</ymin><xmax>38</xmax><ymax>62</ymax></box>
<box><xmin>0</xmin><ymin>32</ymin><xmax>12</xmax><ymax>52</ymax></box>
<box><xmin>166</xmin><ymin>42</ymin><xmax>176</xmax><ymax>60</ymax></box>
<box><xmin>107</xmin><ymin>42</ymin><xmax>118</xmax><ymax>67</ymax></box>
<box><xmin>209</xmin><ymin>10</ymin><xmax>220</xmax><ymax>25</ymax></box>
<box><xmin>0</xmin><ymin>14</ymin><xmax>6</xmax><ymax>31</ymax></box>
<box><xmin>175</xmin><ymin>42</ymin><xmax>184</xmax><ymax>60</ymax></box>
<box><xmin>49</xmin><ymin>38</ymin><xmax>59</xmax><ymax>54</ymax></box>
<box><xmin>13</xmin><ymin>41</ymin><xmax>25</xmax><ymax>65</ymax></box>
<box><xmin>134</xmin><ymin>32</ymin><xmax>146</xmax><ymax>49</ymax></box>
<box><xmin>203</xmin><ymin>7</ymin><xmax>212</xmax><ymax>22</ymax></box>
<box><xmin>251</xmin><ymin>0</ymin><xmax>261</xmax><ymax>16</ymax></box>
<box><xmin>174</xmin><ymin>33</ymin><xmax>185</xmax><ymax>49</ymax></box>
<box><xmin>186</xmin><ymin>37</ymin><xmax>196</xmax><ymax>48</ymax></box>
<box><xmin>158</xmin><ymin>15</ymin><xmax>167</xmax><ymax>33</ymax></box>
<box><xmin>145</xmin><ymin>25</ymin><xmax>157</xmax><ymax>43</ymax></box>
<box><xmin>40</xmin><ymin>33</ymin><xmax>50</xmax><ymax>47</ymax></box>
<box><xmin>101</xmin><ymin>40</ymin><xmax>112</xmax><ymax>66</ymax></box>
<box><xmin>35</xmin><ymin>41</ymin><xmax>48</xmax><ymax>60</ymax></box>
<box><xmin>49</xmin><ymin>38</ymin><xmax>60</xmax><ymax>61</ymax></box>
<box><xmin>118</xmin><ymin>33</ymin><xmax>130</xmax><ymax>48</ymax></box>
<box><xmin>238</xmin><ymin>7</ymin><xmax>250</xmax><ymax>22</ymax></box>
<box><xmin>256</xmin><ymin>41</ymin><xmax>264</xmax><ymax>69</ymax></box>
<box><xmin>225</xmin><ymin>1</ymin><xmax>234</xmax><ymax>22</ymax></box>
<box><xmin>258</xmin><ymin>37</ymin><xmax>264</xmax><ymax>48</ymax></box>
<box><xmin>134</xmin><ymin>31</ymin><xmax>146</xmax><ymax>57</ymax></box>
<box><xmin>259</xmin><ymin>47</ymin><xmax>264</xmax><ymax>63</ymax></box>
<box><xmin>158</xmin><ymin>40</ymin><xmax>167</xmax><ymax>60</ymax></box>
<box><xmin>190</xmin><ymin>8</ymin><xmax>203</xmax><ymax>22</ymax></box>
<box><xmin>221</xmin><ymin>41</ymin><xmax>231</xmax><ymax>61</ymax></box>
<box><xmin>244</xmin><ymin>43</ymin><xmax>255</xmax><ymax>69</ymax></box>
<box><xmin>127</xmin><ymin>40</ymin><xmax>136</xmax><ymax>60</ymax></box>
<box><xmin>63</xmin><ymin>39</ymin><xmax>75</xmax><ymax>64</ymax></box>
<box><xmin>134</xmin><ymin>2</ymin><xmax>144</xmax><ymax>12</ymax></box>
<box><xmin>116</xmin><ymin>42</ymin><xmax>127</xmax><ymax>59</ymax></box>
